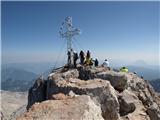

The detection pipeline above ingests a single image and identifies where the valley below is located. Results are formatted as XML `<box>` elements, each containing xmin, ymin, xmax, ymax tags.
<box><xmin>0</xmin><ymin>90</ymin><xmax>28</xmax><ymax>120</ymax></box>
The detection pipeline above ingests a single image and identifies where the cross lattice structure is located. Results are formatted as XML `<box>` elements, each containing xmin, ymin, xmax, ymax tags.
<box><xmin>59</xmin><ymin>16</ymin><xmax>81</xmax><ymax>67</ymax></box>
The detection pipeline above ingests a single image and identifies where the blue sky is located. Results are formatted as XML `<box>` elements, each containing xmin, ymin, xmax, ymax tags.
<box><xmin>2</xmin><ymin>1</ymin><xmax>159</xmax><ymax>66</ymax></box>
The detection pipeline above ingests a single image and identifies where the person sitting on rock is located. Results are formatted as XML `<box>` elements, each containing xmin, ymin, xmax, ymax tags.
<box><xmin>102</xmin><ymin>59</ymin><xmax>109</xmax><ymax>67</ymax></box>
<box><xmin>86</xmin><ymin>50</ymin><xmax>91</xmax><ymax>59</ymax></box>
<box><xmin>89</xmin><ymin>58</ymin><xmax>94</xmax><ymax>66</ymax></box>
<box><xmin>120</xmin><ymin>67</ymin><xmax>128</xmax><ymax>72</ymax></box>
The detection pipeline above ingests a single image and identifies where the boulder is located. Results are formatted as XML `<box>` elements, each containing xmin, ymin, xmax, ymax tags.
<box><xmin>26</xmin><ymin>66</ymin><xmax>160</xmax><ymax>120</ymax></box>
<box><xmin>18</xmin><ymin>95</ymin><xmax>104</xmax><ymax>120</ymax></box>
<box><xmin>27</xmin><ymin>78</ymin><xmax>47</xmax><ymax>110</ymax></box>
<box><xmin>48</xmin><ymin>69</ymin><xmax>79</xmax><ymax>81</ymax></box>
<box><xmin>49</xmin><ymin>93</ymin><xmax>69</xmax><ymax>100</ymax></box>
<box><xmin>61</xmin><ymin>69</ymin><xmax>79</xmax><ymax>80</ymax></box>
<box><xmin>146</xmin><ymin>102</ymin><xmax>160</xmax><ymax>120</ymax></box>
<box><xmin>118</xmin><ymin>90</ymin><xmax>136</xmax><ymax>116</ymax></box>
<box><xmin>123</xmin><ymin>73</ymin><xmax>160</xmax><ymax>120</ymax></box>
<box><xmin>47</xmin><ymin>78</ymin><xmax>120</xmax><ymax>120</ymax></box>
<box><xmin>97</xmin><ymin>71</ymin><xmax>128</xmax><ymax>91</ymax></box>
<box><xmin>77</xmin><ymin>65</ymin><xmax>109</xmax><ymax>80</ymax></box>
<box><xmin>77</xmin><ymin>66</ymin><xmax>94</xmax><ymax>80</ymax></box>
<box><xmin>119</xmin><ymin>90</ymin><xmax>150</xmax><ymax>120</ymax></box>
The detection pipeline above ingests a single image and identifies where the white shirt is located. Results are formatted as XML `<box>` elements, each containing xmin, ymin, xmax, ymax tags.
<box><xmin>48</xmin><ymin>73</ymin><xmax>55</xmax><ymax>77</ymax></box>
<box><xmin>103</xmin><ymin>61</ymin><xmax>109</xmax><ymax>67</ymax></box>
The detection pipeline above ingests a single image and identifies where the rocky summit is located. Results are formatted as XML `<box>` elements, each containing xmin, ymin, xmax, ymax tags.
<box><xmin>18</xmin><ymin>65</ymin><xmax>160</xmax><ymax>120</ymax></box>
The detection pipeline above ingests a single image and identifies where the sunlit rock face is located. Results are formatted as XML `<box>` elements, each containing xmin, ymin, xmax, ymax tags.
<box><xmin>23</xmin><ymin>65</ymin><xmax>160</xmax><ymax>120</ymax></box>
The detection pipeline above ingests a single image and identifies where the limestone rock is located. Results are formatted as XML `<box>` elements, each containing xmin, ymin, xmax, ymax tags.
<box><xmin>62</xmin><ymin>69</ymin><xmax>79</xmax><ymax>80</ymax></box>
<box><xmin>77</xmin><ymin>66</ymin><xmax>95</xmax><ymax>80</ymax></box>
<box><xmin>25</xmin><ymin>66</ymin><xmax>160</xmax><ymax>120</ymax></box>
<box><xmin>97</xmin><ymin>71</ymin><xmax>128</xmax><ymax>91</ymax></box>
<box><xmin>18</xmin><ymin>95</ymin><xmax>104</xmax><ymax>120</ymax></box>
<box><xmin>125</xmin><ymin>73</ymin><xmax>160</xmax><ymax>120</ymax></box>
<box><xmin>146</xmin><ymin>102</ymin><xmax>160</xmax><ymax>120</ymax></box>
<box><xmin>118</xmin><ymin>90</ymin><xmax>136</xmax><ymax>116</ymax></box>
<box><xmin>118</xmin><ymin>90</ymin><xmax>150</xmax><ymax>120</ymax></box>
<box><xmin>77</xmin><ymin>65</ymin><xmax>109</xmax><ymax>80</ymax></box>
<box><xmin>46</xmin><ymin>77</ymin><xmax>120</xmax><ymax>120</ymax></box>
<box><xmin>49</xmin><ymin>93</ymin><xmax>69</xmax><ymax>100</ymax></box>
<box><xmin>27</xmin><ymin>78</ymin><xmax>47</xmax><ymax>110</ymax></box>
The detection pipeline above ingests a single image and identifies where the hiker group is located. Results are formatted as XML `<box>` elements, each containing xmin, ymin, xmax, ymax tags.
<box><xmin>67</xmin><ymin>50</ymin><xmax>100</xmax><ymax>68</ymax></box>
<box><xmin>80</xmin><ymin>50</ymin><xmax>100</xmax><ymax>67</ymax></box>
<box><xmin>67</xmin><ymin>50</ymin><xmax>130</xmax><ymax>73</ymax></box>
<box><xmin>67</xmin><ymin>50</ymin><xmax>111</xmax><ymax>69</ymax></box>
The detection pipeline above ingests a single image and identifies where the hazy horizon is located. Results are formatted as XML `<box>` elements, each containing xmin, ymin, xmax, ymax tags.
<box><xmin>2</xmin><ymin>59</ymin><xmax>160</xmax><ymax>68</ymax></box>
<box><xmin>2</xmin><ymin>1</ymin><xmax>159</xmax><ymax>66</ymax></box>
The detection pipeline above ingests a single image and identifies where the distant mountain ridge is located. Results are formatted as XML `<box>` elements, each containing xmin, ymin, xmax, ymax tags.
<box><xmin>2</xmin><ymin>67</ymin><xmax>37</xmax><ymax>81</ymax></box>
<box><xmin>2</xmin><ymin>62</ymin><xmax>56</xmax><ymax>74</ymax></box>
<box><xmin>149</xmin><ymin>79</ymin><xmax>160</xmax><ymax>92</ymax></box>
<box><xmin>1</xmin><ymin>67</ymin><xmax>37</xmax><ymax>91</ymax></box>
<box><xmin>124</xmin><ymin>65</ymin><xmax>159</xmax><ymax>80</ymax></box>
<box><xmin>1</xmin><ymin>63</ymin><xmax>159</xmax><ymax>92</ymax></box>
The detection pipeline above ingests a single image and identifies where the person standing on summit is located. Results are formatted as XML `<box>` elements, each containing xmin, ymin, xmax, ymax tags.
<box><xmin>94</xmin><ymin>58</ymin><xmax>99</xmax><ymax>67</ymax></box>
<box><xmin>67</xmin><ymin>49</ymin><xmax>74</xmax><ymax>67</ymax></box>
<box><xmin>86</xmin><ymin>50</ymin><xmax>91</xmax><ymax>59</ymax></box>
<box><xmin>73</xmin><ymin>52</ymin><xmax>78</xmax><ymax>68</ymax></box>
<box><xmin>84</xmin><ymin>50</ymin><xmax>91</xmax><ymax>65</ymax></box>
<box><xmin>79</xmin><ymin>50</ymin><xmax>85</xmax><ymax>64</ymax></box>
<box><xmin>67</xmin><ymin>51</ymin><xmax>71</xmax><ymax>66</ymax></box>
